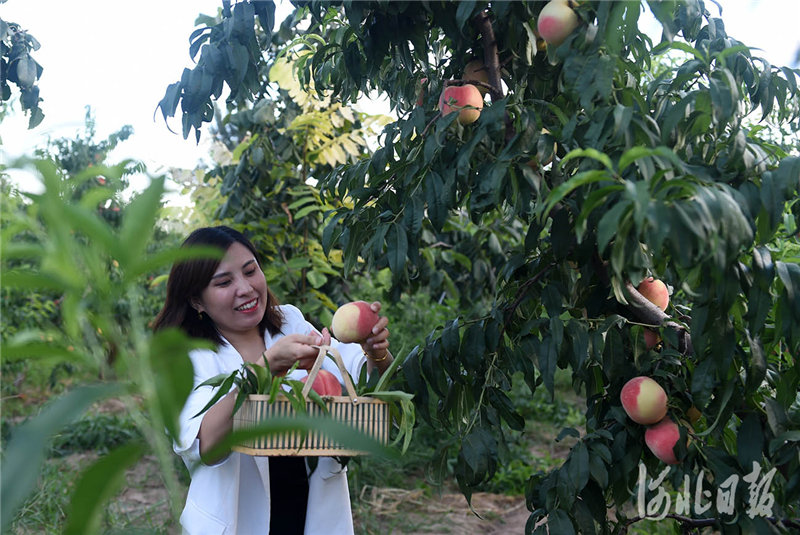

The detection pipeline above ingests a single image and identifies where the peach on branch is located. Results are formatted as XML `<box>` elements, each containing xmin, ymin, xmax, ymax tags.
<box><xmin>638</xmin><ymin>277</ymin><xmax>669</xmax><ymax>311</ymax></box>
<box><xmin>331</xmin><ymin>301</ymin><xmax>379</xmax><ymax>343</ymax></box>
<box><xmin>621</xmin><ymin>376</ymin><xmax>668</xmax><ymax>425</ymax></box>
<box><xmin>645</xmin><ymin>418</ymin><xmax>684</xmax><ymax>465</ymax></box>
<box><xmin>537</xmin><ymin>0</ymin><xmax>579</xmax><ymax>47</ymax></box>
<box><xmin>644</xmin><ymin>329</ymin><xmax>661</xmax><ymax>350</ymax></box>
<box><xmin>461</xmin><ymin>59</ymin><xmax>489</xmax><ymax>95</ymax></box>
<box><xmin>439</xmin><ymin>84</ymin><xmax>483</xmax><ymax>125</ymax></box>
<box><xmin>301</xmin><ymin>369</ymin><xmax>341</xmax><ymax>397</ymax></box>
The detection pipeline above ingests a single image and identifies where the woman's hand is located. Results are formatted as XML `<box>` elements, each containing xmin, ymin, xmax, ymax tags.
<box><xmin>261</xmin><ymin>329</ymin><xmax>330</xmax><ymax>374</ymax></box>
<box><xmin>360</xmin><ymin>302</ymin><xmax>390</xmax><ymax>361</ymax></box>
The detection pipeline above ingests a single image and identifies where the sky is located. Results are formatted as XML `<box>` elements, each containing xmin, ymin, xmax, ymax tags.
<box><xmin>2</xmin><ymin>0</ymin><xmax>799</xmax><ymax>203</ymax></box>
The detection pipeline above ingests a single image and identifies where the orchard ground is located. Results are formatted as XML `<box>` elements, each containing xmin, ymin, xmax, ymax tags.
<box><xmin>4</xmin><ymin>365</ymin><xmax>674</xmax><ymax>534</ymax></box>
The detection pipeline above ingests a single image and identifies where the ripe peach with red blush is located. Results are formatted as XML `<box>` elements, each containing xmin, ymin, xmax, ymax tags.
<box><xmin>644</xmin><ymin>329</ymin><xmax>661</xmax><ymax>350</ymax></box>
<box><xmin>331</xmin><ymin>301</ymin><xmax>379</xmax><ymax>343</ymax></box>
<box><xmin>645</xmin><ymin>418</ymin><xmax>684</xmax><ymax>465</ymax></box>
<box><xmin>537</xmin><ymin>0</ymin><xmax>579</xmax><ymax>47</ymax></box>
<box><xmin>301</xmin><ymin>369</ymin><xmax>341</xmax><ymax>396</ymax></box>
<box><xmin>621</xmin><ymin>376</ymin><xmax>668</xmax><ymax>425</ymax></box>
<box><xmin>638</xmin><ymin>277</ymin><xmax>669</xmax><ymax>311</ymax></box>
<box><xmin>461</xmin><ymin>59</ymin><xmax>489</xmax><ymax>96</ymax></box>
<box><xmin>439</xmin><ymin>85</ymin><xmax>484</xmax><ymax>125</ymax></box>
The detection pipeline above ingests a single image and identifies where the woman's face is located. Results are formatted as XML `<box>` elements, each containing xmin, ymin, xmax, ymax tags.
<box><xmin>192</xmin><ymin>242</ymin><xmax>268</xmax><ymax>338</ymax></box>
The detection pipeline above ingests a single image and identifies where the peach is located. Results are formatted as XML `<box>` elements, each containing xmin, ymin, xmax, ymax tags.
<box><xmin>461</xmin><ymin>59</ymin><xmax>489</xmax><ymax>96</ymax></box>
<box><xmin>621</xmin><ymin>376</ymin><xmax>668</xmax><ymax>425</ymax></box>
<box><xmin>644</xmin><ymin>329</ymin><xmax>661</xmax><ymax>350</ymax></box>
<box><xmin>331</xmin><ymin>301</ymin><xmax>379</xmax><ymax>343</ymax></box>
<box><xmin>301</xmin><ymin>369</ymin><xmax>341</xmax><ymax>397</ymax></box>
<box><xmin>537</xmin><ymin>0</ymin><xmax>579</xmax><ymax>47</ymax></box>
<box><xmin>645</xmin><ymin>418</ymin><xmax>684</xmax><ymax>465</ymax></box>
<box><xmin>439</xmin><ymin>85</ymin><xmax>484</xmax><ymax>125</ymax></box>
<box><xmin>638</xmin><ymin>277</ymin><xmax>669</xmax><ymax>311</ymax></box>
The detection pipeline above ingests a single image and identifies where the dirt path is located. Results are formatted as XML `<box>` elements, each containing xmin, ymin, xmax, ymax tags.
<box><xmin>353</xmin><ymin>486</ymin><xmax>532</xmax><ymax>534</ymax></box>
<box><xmin>90</xmin><ymin>457</ymin><xmax>533</xmax><ymax>534</ymax></box>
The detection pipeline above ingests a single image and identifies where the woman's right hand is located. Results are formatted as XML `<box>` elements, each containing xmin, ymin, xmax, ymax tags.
<box><xmin>261</xmin><ymin>331</ymin><xmax>328</xmax><ymax>374</ymax></box>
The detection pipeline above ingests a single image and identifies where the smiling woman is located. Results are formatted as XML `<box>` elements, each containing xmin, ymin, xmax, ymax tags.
<box><xmin>152</xmin><ymin>225</ymin><xmax>392</xmax><ymax>535</ymax></box>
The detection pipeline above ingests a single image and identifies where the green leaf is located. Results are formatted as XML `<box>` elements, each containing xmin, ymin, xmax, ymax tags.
<box><xmin>126</xmin><ymin>245</ymin><xmax>224</xmax><ymax>285</ymax></box>
<box><xmin>769</xmin><ymin>431</ymin><xmax>800</xmax><ymax>456</ymax></box>
<box><xmin>386</xmin><ymin>222</ymin><xmax>408</xmax><ymax>280</ymax></box>
<box><xmin>559</xmin><ymin>148</ymin><xmax>614</xmax><ymax>173</ymax></box>
<box><xmin>59</xmin><ymin>203</ymin><xmax>120</xmax><ymax>260</ymax></box>
<box><xmin>556</xmin><ymin>428</ymin><xmax>581</xmax><ymax>442</ymax></box>
<box><xmin>455</xmin><ymin>0</ymin><xmax>477</xmax><ymax>35</ymax></box>
<box><xmin>63</xmin><ymin>443</ymin><xmax>146</xmax><ymax>535</ymax></box>
<box><xmin>118</xmin><ymin>177</ymin><xmax>165</xmax><ymax>268</ymax></box>
<box><xmin>294</xmin><ymin>204</ymin><xmax>321</xmax><ymax>220</ymax></box>
<box><xmin>596</xmin><ymin>201</ymin><xmax>631</xmax><ymax>254</ymax></box>
<box><xmin>776</xmin><ymin>261</ymin><xmax>800</xmax><ymax>310</ymax></box>
<box><xmin>403</xmin><ymin>195</ymin><xmax>424</xmax><ymax>237</ymax></box>
<box><xmin>461</xmin><ymin>323</ymin><xmax>485</xmax><ymax>372</ymax></box>
<box><xmin>575</xmin><ymin>185</ymin><xmax>625</xmax><ymax>242</ymax></box>
<box><xmin>589</xmin><ymin>453</ymin><xmax>608</xmax><ymax>488</ymax></box>
<box><xmin>1</xmin><ymin>383</ymin><xmax>123</xmax><ymax>531</ymax></box>
<box><xmin>661</xmin><ymin>92</ymin><xmax>697</xmax><ymax>145</ymax></box>
<box><xmin>566</xmin><ymin>320</ymin><xmax>589</xmax><ymax>369</ymax></box>
<box><xmin>568</xmin><ymin>442</ymin><xmax>590</xmax><ymax>492</ymax></box>
<box><xmin>150</xmin><ymin>328</ymin><xmax>211</xmax><ymax>439</ymax></box>
<box><xmin>0</xmin><ymin>339</ymin><xmax>90</xmax><ymax>364</ymax></box>
<box><xmin>193</xmin><ymin>372</ymin><xmax>237</xmax><ymax>418</ymax></box>
<box><xmin>322</xmin><ymin>212</ymin><xmax>346</xmax><ymax>256</ymax></box>
<box><xmin>425</xmin><ymin>171</ymin><xmax>447</xmax><ymax>232</ymax></box>
<box><xmin>539</xmin><ymin>170</ymin><xmax>611</xmax><ymax>223</ymax></box>
<box><xmin>602</xmin><ymin>329</ymin><xmax>625</xmax><ymax>381</ymax></box>
<box><xmin>547</xmin><ymin>509</ymin><xmax>576</xmax><ymax>535</ymax></box>
<box><xmin>539</xmin><ymin>335</ymin><xmax>557</xmax><ymax>400</ymax></box>
<box><xmin>737</xmin><ymin>413</ymin><xmax>764</xmax><ymax>471</ymax></box>
<box><xmin>654</xmin><ymin>40</ymin><xmax>707</xmax><ymax>63</ymax></box>
<box><xmin>618</xmin><ymin>146</ymin><xmax>656</xmax><ymax>174</ymax></box>
<box><xmin>744</xmin><ymin>332</ymin><xmax>766</xmax><ymax>397</ymax></box>
<box><xmin>1</xmin><ymin>270</ymin><xmax>77</xmax><ymax>292</ymax></box>
<box><xmin>487</xmin><ymin>388</ymin><xmax>524</xmax><ymax>431</ymax></box>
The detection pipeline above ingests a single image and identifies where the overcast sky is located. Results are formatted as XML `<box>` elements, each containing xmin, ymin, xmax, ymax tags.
<box><xmin>2</xmin><ymin>0</ymin><xmax>799</xmax><ymax>201</ymax></box>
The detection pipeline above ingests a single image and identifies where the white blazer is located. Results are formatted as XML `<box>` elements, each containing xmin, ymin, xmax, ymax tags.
<box><xmin>174</xmin><ymin>304</ymin><xmax>368</xmax><ymax>535</ymax></box>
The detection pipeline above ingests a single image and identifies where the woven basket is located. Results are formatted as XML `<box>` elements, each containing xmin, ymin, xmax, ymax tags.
<box><xmin>232</xmin><ymin>345</ymin><xmax>390</xmax><ymax>456</ymax></box>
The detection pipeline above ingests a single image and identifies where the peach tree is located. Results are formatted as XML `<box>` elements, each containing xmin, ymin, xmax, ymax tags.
<box><xmin>0</xmin><ymin>15</ymin><xmax>44</xmax><ymax>128</ymax></box>
<box><xmin>162</xmin><ymin>1</ymin><xmax>800</xmax><ymax>533</ymax></box>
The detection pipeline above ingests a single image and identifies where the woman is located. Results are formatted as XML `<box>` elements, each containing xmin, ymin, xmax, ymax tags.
<box><xmin>153</xmin><ymin>226</ymin><xmax>392</xmax><ymax>534</ymax></box>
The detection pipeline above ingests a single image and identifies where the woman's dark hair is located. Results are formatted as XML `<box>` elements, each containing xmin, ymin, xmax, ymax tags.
<box><xmin>152</xmin><ymin>226</ymin><xmax>284</xmax><ymax>346</ymax></box>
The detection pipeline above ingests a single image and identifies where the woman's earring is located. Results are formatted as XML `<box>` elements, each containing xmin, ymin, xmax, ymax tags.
<box><xmin>198</xmin><ymin>311</ymin><xmax>203</xmax><ymax>320</ymax></box>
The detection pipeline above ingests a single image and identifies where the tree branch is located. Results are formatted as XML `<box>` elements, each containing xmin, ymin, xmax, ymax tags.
<box><xmin>499</xmin><ymin>263</ymin><xmax>556</xmax><ymax>341</ymax></box>
<box><xmin>472</xmin><ymin>9</ymin><xmax>516</xmax><ymax>143</ymax></box>
<box><xmin>591</xmin><ymin>253</ymin><xmax>693</xmax><ymax>355</ymax></box>
<box><xmin>445</xmin><ymin>78</ymin><xmax>498</xmax><ymax>94</ymax></box>
<box><xmin>471</xmin><ymin>10</ymin><xmax>503</xmax><ymax>103</ymax></box>
<box><xmin>623</xmin><ymin>280</ymin><xmax>693</xmax><ymax>356</ymax></box>
<box><xmin>621</xmin><ymin>514</ymin><xmax>800</xmax><ymax>534</ymax></box>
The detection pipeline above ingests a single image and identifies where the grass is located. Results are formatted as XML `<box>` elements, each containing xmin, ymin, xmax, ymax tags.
<box><xmin>9</xmin><ymin>452</ymin><xmax>181</xmax><ymax>535</ymax></box>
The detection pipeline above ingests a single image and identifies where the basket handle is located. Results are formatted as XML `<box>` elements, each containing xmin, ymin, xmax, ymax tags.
<box><xmin>302</xmin><ymin>345</ymin><xmax>359</xmax><ymax>403</ymax></box>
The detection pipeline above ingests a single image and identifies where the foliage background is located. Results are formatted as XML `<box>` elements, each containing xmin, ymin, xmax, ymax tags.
<box><xmin>3</xmin><ymin>1</ymin><xmax>800</xmax><ymax>534</ymax></box>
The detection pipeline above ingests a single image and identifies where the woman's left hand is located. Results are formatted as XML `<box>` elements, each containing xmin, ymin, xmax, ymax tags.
<box><xmin>361</xmin><ymin>301</ymin><xmax>389</xmax><ymax>361</ymax></box>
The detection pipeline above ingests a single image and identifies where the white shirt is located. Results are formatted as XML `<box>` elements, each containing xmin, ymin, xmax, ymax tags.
<box><xmin>174</xmin><ymin>304</ymin><xmax>368</xmax><ymax>534</ymax></box>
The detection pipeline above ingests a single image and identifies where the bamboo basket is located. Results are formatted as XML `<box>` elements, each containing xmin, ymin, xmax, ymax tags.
<box><xmin>232</xmin><ymin>345</ymin><xmax>390</xmax><ymax>456</ymax></box>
